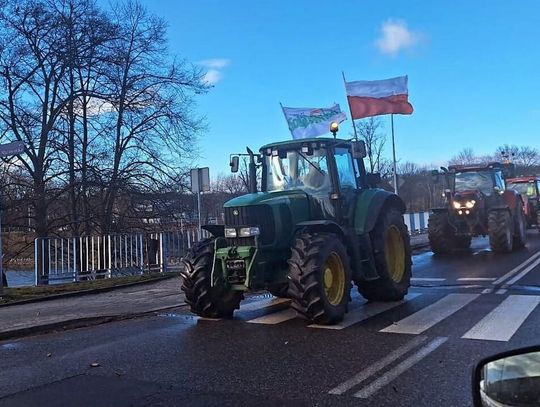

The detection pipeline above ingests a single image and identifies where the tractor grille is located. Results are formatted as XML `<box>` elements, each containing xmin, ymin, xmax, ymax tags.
<box><xmin>224</xmin><ymin>205</ymin><xmax>275</xmax><ymax>245</ymax></box>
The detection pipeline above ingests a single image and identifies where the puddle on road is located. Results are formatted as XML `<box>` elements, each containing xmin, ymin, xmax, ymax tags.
<box><xmin>1</xmin><ymin>342</ymin><xmax>22</xmax><ymax>350</ymax></box>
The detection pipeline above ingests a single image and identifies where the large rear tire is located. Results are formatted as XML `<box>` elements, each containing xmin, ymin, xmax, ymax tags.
<box><xmin>513</xmin><ymin>201</ymin><xmax>527</xmax><ymax>249</ymax></box>
<box><xmin>288</xmin><ymin>232</ymin><xmax>351</xmax><ymax>325</ymax></box>
<box><xmin>357</xmin><ymin>209</ymin><xmax>412</xmax><ymax>302</ymax></box>
<box><xmin>428</xmin><ymin>212</ymin><xmax>456</xmax><ymax>254</ymax></box>
<box><xmin>488</xmin><ymin>211</ymin><xmax>513</xmax><ymax>253</ymax></box>
<box><xmin>181</xmin><ymin>239</ymin><xmax>243</xmax><ymax>318</ymax></box>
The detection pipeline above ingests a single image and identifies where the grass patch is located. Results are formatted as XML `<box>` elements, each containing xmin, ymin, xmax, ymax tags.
<box><xmin>0</xmin><ymin>272</ymin><xmax>180</xmax><ymax>305</ymax></box>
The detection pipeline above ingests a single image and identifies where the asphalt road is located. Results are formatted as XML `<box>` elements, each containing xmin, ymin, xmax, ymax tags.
<box><xmin>2</xmin><ymin>231</ymin><xmax>540</xmax><ymax>406</ymax></box>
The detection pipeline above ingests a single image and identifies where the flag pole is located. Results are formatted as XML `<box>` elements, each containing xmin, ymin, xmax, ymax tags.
<box><xmin>342</xmin><ymin>72</ymin><xmax>359</xmax><ymax>141</ymax></box>
<box><xmin>391</xmin><ymin>113</ymin><xmax>399</xmax><ymax>195</ymax></box>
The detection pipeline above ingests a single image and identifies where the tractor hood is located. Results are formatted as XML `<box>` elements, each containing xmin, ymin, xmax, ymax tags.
<box><xmin>224</xmin><ymin>189</ymin><xmax>309</xmax><ymax>208</ymax></box>
<box><xmin>454</xmin><ymin>190</ymin><xmax>483</xmax><ymax>201</ymax></box>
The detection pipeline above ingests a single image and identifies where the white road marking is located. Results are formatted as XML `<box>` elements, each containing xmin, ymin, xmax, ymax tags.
<box><xmin>495</xmin><ymin>289</ymin><xmax>507</xmax><ymax>295</ymax></box>
<box><xmin>462</xmin><ymin>295</ymin><xmax>540</xmax><ymax>341</ymax></box>
<box><xmin>493</xmin><ymin>251</ymin><xmax>540</xmax><ymax>285</ymax></box>
<box><xmin>353</xmin><ymin>337</ymin><xmax>448</xmax><ymax>399</ymax></box>
<box><xmin>328</xmin><ymin>335</ymin><xmax>428</xmax><ymax>395</ymax></box>
<box><xmin>457</xmin><ymin>277</ymin><xmax>496</xmax><ymax>281</ymax></box>
<box><xmin>504</xmin><ymin>257</ymin><xmax>540</xmax><ymax>286</ymax></box>
<box><xmin>240</xmin><ymin>297</ymin><xmax>290</xmax><ymax>312</ymax></box>
<box><xmin>247</xmin><ymin>308</ymin><xmax>297</xmax><ymax>324</ymax></box>
<box><xmin>411</xmin><ymin>278</ymin><xmax>446</xmax><ymax>282</ymax></box>
<box><xmin>310</xmin><ymin>294</ymin><xmax>421</xmax><ymax>330</ymax></box>
<box><xmin>380</xmin><ymin>293</ymin><xmax>480</xmax><ymax>335</ymax></box>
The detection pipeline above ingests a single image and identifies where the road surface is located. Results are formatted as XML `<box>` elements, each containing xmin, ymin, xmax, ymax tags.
<box><xmin>2</xmin><ymin>232</ymin><xmax>540</xmax><ymax>406</ymax></box>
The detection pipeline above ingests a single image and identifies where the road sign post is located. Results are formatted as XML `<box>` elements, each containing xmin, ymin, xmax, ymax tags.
<box><xmin>0</xmin><ymin>140</ymin><xmax>25</xmax><ymax>298</ymax></box>
<box><xmin>190</xmin><ymin>167</ymin><xmax>210</xmax><ymax>237</ymax></box>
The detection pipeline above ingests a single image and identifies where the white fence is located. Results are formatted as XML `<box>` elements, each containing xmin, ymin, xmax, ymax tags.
<box><xmin>34</xmin><ymin>230</ymin><xmax>209</xmax><ymax>285</ymax></box>
<box><xmin>403</xmin><ymin>211</ymin><xmax>430</xmax><ymax>235</ymax></box>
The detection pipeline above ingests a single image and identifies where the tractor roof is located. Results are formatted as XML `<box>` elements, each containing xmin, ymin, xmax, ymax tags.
<box><xmin>448</xmin><ymin>162</ymin><xmax>504</xmax><ymax>172</ymax></box>
<box><xmin>259</xmin><ymin>137</ymin><xmax>349</xmax><ymax>152</ymax></box>
<box><xmin>507</xmin><ymin>176</ymin><xmax>539</xmax><ymax>183</ymax></box>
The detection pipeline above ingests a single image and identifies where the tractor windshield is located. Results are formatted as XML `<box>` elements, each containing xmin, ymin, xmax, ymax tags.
<box><xmin>454</xmin><ymin>170</ymin><xmax>494</xmax><ymax>195</ymax></box>
<box><xmin>508</xmin><ymin>182</ymin><xmax>536</xmax><ymax>197</ymax></box>
<box><xmin>264</xmin><ymin>148</ymin><xmax>331</xmax><ymax>194</ymax></box>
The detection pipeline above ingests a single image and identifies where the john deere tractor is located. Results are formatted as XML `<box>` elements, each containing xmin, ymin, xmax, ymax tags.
<box><xmin>428</xmin><ymin>162</ymin><xmax>527</xmax><ymax>254</ymax></box>
<box><xmin>180</xmin><ymin>132</ymin><xmax>412</xmax><ymax>325</ymax></box>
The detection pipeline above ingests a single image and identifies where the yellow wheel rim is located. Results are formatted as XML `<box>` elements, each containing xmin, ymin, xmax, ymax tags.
<box><xmin>385</xmin><ymin>225</ymin><xmax>406</xmax><ymax>283</ymax></box>
<box><xmin>323</xmin><ymin>252</ymin><xmax>346</xmax><ymax>306</ymax></box>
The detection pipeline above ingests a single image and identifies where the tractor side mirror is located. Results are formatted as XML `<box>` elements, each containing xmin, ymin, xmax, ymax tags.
<box><xmin>366</xmin><ymin>172</ymin><xmax>381</xmax><ymax>187</ymax></box>
<box><xmin>351</xmin><ymin>140</ymin><xmax>366</xmax><ymax>159</ymax></box>
<box><xmin>230</xmin><ymin>155</ymin><xmax>239</xmax><ymax>173</ymax></box>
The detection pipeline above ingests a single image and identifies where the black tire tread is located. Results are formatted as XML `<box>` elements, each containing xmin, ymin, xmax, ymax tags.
<box><xmin>428</xmin><ymin>212</ymin><xmax>455</xmax><ymax>254</ymax></box>
<box><xmin>488</xmin><ymin>211</ymin><xmax>513</xmax><ymax>253</ymax></box>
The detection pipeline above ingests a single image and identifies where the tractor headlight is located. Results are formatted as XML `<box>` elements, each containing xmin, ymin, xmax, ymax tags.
<box><xmin>239</xmin><ymin>226</ymin><xmax>260</xmax><ymax>237</ymax></box>
<box><xmin>224</xmin><ymin>228</ymin><xmax>237</xmax><ymax>238</ymax></box>
<box><xmin>465</xmin><ymin>200</ymin><xmax>476</xmax><ymax>209</ymax></box>
<box><xmin>452</xmin><ymin>201</ymin><xmax>461</xmax><ymax>209</ymax></box>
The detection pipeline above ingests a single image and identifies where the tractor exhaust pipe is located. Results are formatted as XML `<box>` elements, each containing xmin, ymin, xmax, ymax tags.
<box><xmin>246</xmin><ymin>147</ymin><xmax>257</xmax><ymax>193</ymax></box>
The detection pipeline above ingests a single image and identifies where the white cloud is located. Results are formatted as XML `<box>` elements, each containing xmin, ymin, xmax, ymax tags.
<box><xmin>375</xmin><ymin>19</ymin><xmax>421</xmax><ymax>56</ymax></box>
<box><xmin>203</xmin><ymin>69</ymin><xmax>223</xmax><ymax>85</ymax></box>
<box><xmin>198</xmin><ymin>58</ymin><xmax>230</xmax><ymax>85</ymax></box>
<box><xmin>198</xmin><ymin>58</ymin><xmax>230</xmax><ymax>69</ymax></box>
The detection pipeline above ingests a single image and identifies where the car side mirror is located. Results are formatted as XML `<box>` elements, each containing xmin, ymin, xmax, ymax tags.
<box><xmin>366</xmin><ymin>172</ymin><xmax>381</xmax><ymax>187</ymax></box>
<box><xmin>230</xmin><ymin>155</ymin><xmax>239</xmax><ymax>173</ymax></box>
<box><xmin>351</xmin><ymin>140</ymin><xmax>366</xmax><ymax>159</ymax></box>
<box><xmin>473</xmin><ymin>346</ymin><xmax>540</xmax><ymax>406</ymax></box>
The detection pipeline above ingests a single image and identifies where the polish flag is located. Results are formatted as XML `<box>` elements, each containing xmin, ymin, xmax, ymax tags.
<box><xmin>345</xmin><ymin>76</ymin><xmax>413</xmax><ymax>120</ymax></box>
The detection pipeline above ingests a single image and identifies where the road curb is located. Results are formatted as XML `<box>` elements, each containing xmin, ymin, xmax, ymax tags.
<box><xmin>0</xmin><ymin>273</ymin><xmax>180</xmax><ymax>308</ymax></box>
<box><xmin>0</xmin><ymin>303</ymin><xmax>186</xmax><ymax>341</ymax></box>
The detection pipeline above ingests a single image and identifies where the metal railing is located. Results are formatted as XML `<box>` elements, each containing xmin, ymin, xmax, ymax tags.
<box><xmin>34</xmin><ymin>229</ymin><xmax>209</xmax><ymax>285</ymax></box>
<box><xmin>403</xmin><ymin>211</ymin><xmax>430</xmax><ymax>234</ymax></box>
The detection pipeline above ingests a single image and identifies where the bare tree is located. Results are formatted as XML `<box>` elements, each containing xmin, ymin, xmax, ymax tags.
<box><xmin>356</xmin><ymin>117</ymin><xmax>387</xmax><ymax>174</ymax></box>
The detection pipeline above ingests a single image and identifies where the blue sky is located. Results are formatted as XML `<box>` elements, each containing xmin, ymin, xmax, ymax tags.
<box><xmin>139</xmin><ymin>0</ymin><xmax>540</xmax><ymax>176</ymax></box>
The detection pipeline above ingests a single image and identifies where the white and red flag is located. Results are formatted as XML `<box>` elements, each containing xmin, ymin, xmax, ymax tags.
<box><xmin>345</xmin><ymin>76</ymin><xmax>413</xmax><ymax>119</ymax></box>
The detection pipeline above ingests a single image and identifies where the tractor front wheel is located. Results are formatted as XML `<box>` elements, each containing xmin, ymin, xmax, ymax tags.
<box><xmin>428</xmin><ymin>212</ymin><xmax>456</xmax><ymax>254</ymax></box>
<box><xmin>488</xmin><ymin>211</ymin><xmax>513</xmax><ymax>253</ymax></box>
<box><xmin>288</xmin><ymin>233</ymin><xmax>351</xmax><ymax>325</ymax></box>
<box><xmin>513</xmin><ymin>201</ymin><xmax>527</xmax><ymax>249</ymax></box>
<box><xmin>357</xmin><ymin>209</ymin><xmax>412</xmax><ymax>302</ymax></box>
<box><xmin>181</xmin><ymin>239</ymin><xmax>243</xmax><ymax>318</ymax></box>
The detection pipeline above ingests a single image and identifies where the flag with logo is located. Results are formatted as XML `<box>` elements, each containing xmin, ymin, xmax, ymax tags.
<box><xmin>281</xmin><ymin>103</ymin><xmax>347</xmax><ymax>139</ymax></box>
<box><xmin>344</xmin><ymin>75</ymin><xmax>413</xmax><ymax>119</ymax></box>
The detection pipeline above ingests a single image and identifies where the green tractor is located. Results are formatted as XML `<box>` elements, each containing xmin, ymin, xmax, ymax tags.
<box><xmin>180</xmin><ymin>133</ymin><xmax>412</xmax><ymax>325</ymax></box>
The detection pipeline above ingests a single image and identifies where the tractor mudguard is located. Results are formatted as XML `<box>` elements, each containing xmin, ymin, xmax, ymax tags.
<box><xmin>354</xmin><ymin>189</ymin><xmax>406</xmax><ymax>235</ymax></box>
<box><xmin>202</xmin><ymin>224</ymin><xmax>224</xmax><ymax>237</ymax></box>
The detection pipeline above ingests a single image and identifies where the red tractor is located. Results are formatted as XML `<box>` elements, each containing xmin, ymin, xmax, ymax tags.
<box><xmin>428</xmin><ymin>162</ymin><xmax>527</xmax><ymax>254</ymax></box>
<box><xmin>507</xmin><ymin>176</ymin><xmax>540</xmax><ymax>230</ymax></box>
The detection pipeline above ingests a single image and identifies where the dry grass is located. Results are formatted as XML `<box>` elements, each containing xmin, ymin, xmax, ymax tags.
<box><xmin>0</xmin><ymin>272</ymin><xmax>179</xmax><ymax>305</ymax></box>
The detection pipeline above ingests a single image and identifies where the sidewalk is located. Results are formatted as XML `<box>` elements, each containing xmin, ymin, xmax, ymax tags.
<box><xmin>0</xmin><ymin>277</ymin><xmax>186</xmax><ymax>340</ymax></box>
<box><xmin>0</xmin><ymin>236</ymin><xmax>430</xmax><ymax>340</ymax></box>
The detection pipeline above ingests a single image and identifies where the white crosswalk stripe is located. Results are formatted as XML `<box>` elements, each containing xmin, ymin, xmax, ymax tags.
<box><xmin>462</xmin><ymin>295</ymin><xmax>540</xmax><ymax>341</ymax></box>
<box><xmin>309</xmin><ymin>294</ymin><xmax>421</xmax><ymax>330</ymax></box>
<box><xmin>195</xmin><ymin>292</ymin><xmax>540</xmax><ymax>342</ymax></box>
<box><xmin>380</xmin><ymin>293</ymin><xmax>480</xmax><ymax>335</ymax></box>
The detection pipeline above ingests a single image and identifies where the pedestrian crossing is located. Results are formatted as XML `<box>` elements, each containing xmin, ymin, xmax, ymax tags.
<box><xmin>193</xmin><ymin>291</ymin><xmax>540</xmax><ymax>342</ymax></box>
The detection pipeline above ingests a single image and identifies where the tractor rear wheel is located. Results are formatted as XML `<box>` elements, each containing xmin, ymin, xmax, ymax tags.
<box><xmin>181</xmin><ymin>238</ymin><xmax>243</xmax><ymax>318</ymax></box>
<box><xmin>266</xmin><ymin>283</ymin><xmax>290</xmax><ymax>298</ymax></box>
<box><xmin>428</xmin><ymin>212</ymin><xmax>455</xmax><ymax>254</ymax></box>
<box><xmin>537</xmin><ymin>211</ymin><xmax>540</xmax><ymax>232</ymax></box>
<box><xmin>288</xmin><ymin>232</ymin><xmax>351</xmax><ymax>325</ymax></box>
<box><xmin>488</xmin><ymin>211</ymin><xmax>513</xmax><ymax>253</ymax></box>
<box><xmin>513</xmin><ymin>201</ymin><xmax>527</xmax><ymax>249</ymax></box>
<box><xmin>357</xmin><ymin>209</ymin><xmax>412</xmax><ymax>302</ymax></box>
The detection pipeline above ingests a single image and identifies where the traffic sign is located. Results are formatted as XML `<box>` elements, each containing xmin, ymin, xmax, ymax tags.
<box><xmin>0</xmin><ymin>140</ymin><xmax>25</xmax><ymax>158</ymax></box>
